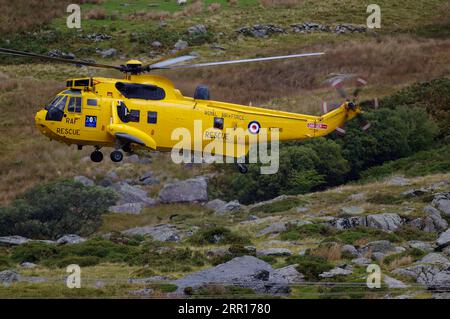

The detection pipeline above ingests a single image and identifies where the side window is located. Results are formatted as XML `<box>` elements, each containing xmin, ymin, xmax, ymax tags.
<box><xmin>129</xmin><ymin>110</ymin><xmax>140</xmax><ymax>122</ymax></box>
<box><xmin>67</xmin><ymin>97</ymin><xmax>82</xmax><ymax>113</ymax></box>
<box><xmin>87</xmin><ymin>99</ymin><xmax>97</xmax><ymax>106</ymax></box>
<box><xmin>147</xmin><ymin>111</ymin><xmax>157</xmax><ymax>124</ymax></box>
<box><xmin>214</xmin><ymin>117</ymin><xmax>224</xmax><ymax>130</ymax></box>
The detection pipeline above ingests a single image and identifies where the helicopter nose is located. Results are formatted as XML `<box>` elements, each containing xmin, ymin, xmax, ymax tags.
<box><xmin>35</xmin><ymin>110</ymin><xmax>49</xmax><ymax>134</ymax></box>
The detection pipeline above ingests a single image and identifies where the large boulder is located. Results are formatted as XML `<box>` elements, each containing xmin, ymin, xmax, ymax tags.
<box><xmin>360</xmin><ymin>240</ymin><xmax>396</xmax><ymax>254</ymax></box>
<box><xmin>272</xmin><ymin>265</ymin><xmax>304</xmax><ymax>283</ymax></box>
<box><xmin>171</xmin><ymin>256</ymin><xmax>290</xmax><ymax>295</ymax></box>
<box><xmin>0</xmin><ymin>236</ymin><xmax>30</xmax><ymax>245</ymax></box>
<box><xmin>432</xmin><ymin>192</ymin><xmax>450</xmax><ymax>216</ymax></box>
<box><xmin>393</xmin><ymin>253</ymin><xmax>450</xmax><ymax>290</ymax></box>
<box><xmin>56</xmin><ymin>235</ymin><xmax>86</xmax><ymax>245</ymax></box>
<box><xmin>437</xmin><ymin>228</ymin><xmax>450</xmax><ymax>248</ymax></box>
<box><xmin>366</xmin><ymin>213</ymin><xmax>403</xmax><ymax>232</ymax></box>
<box><xmin>332</xmin><ymin>216</ymin><xmax>367</xmax><ymax>230</ymax></box>
<box><xmin>409</xmin><ymin>206</ymin><xmax>448</xmax><ymax>232</ymax></box>
<box><xmin>158</xmin><ymin>177</ymin><xmax>208</xmax><ymax>203</ymax></box>
<box><xmin>122</xmin><ymin>224</ymin><xmax>181</xmax><ymax>242</ymax></box>
<box><xmin>112</xmin><ymin>182</ymin><xmax>156</xmax><ymax>206</ymax></box>
<box><xmin>0</xmin><ymin>270</ymin><xmax>20</xmax><ymax>286</ymax></box>
<box><xmin>383</xmin><ymin>275</ymin><xmax>408</xmax><ymax>289</ymax></box>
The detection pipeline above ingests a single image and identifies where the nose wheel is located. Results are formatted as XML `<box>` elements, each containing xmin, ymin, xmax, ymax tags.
<box><xmin>236</xmin><ymin>163</ymin><xmax>248</xmax><ymax>174</ymax></box>
<box><xmin>110</xmin><ymin>150</ymin><xmax>123</xmax><ymax>162</ymax></box>
<box><xmin>90</xmin><ymin>150</ymin><xmax>103</xmax><ymax>163</ymax></box>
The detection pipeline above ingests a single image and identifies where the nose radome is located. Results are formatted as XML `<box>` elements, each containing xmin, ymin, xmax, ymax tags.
<box><xmin>35</xmin><ymin>109</ymin><xmax>46</xmax><ymax>124</ymax></box>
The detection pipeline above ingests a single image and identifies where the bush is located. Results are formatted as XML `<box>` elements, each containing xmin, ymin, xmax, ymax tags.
<box><xmin>336</xmin><ymin>227</ymin><xmax>401</xmax><ymax>244</ymax></box>
<box><xmin>11</xmin><ymin>242</ymin><xmax>59</xmax><ymax>263</ymax></box>
<box><xmin>210</xmin><ymin>138</ymin><xmax>349</xmax><ymax>204</ymax></box>
<box><xmin>188</xmin><ymin>227</ymin><xmax>251</xmax><ymax>246</ymax></box>
<box><xmin>0</xmin><ymin>180</ymin><xmax>117</xmax><ymax>239</ymax></box>
<box><xmin>286</xmin><ymin>255</ymin><xmax>334</xmax><ymax>281</ymax></box>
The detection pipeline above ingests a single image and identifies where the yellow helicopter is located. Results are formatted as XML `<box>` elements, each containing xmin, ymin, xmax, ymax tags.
<box><xmin>0</xmin><ymin>48</ymin><xmax>368</xmax><ymax>173</ymax></box>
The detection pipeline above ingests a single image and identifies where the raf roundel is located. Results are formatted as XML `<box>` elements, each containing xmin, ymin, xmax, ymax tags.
<box><xmin>248</xmin><ymin>121</ymin><xmax>261</xmax><ymax>134</ymax></box>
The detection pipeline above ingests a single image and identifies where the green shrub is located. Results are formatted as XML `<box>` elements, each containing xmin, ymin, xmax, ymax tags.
<box><xmin>394</xmin><ymin>226</ymin><xmax>437</xmax><ymax>241</ymax></box>
<box><xmin>286</xmin><ymin>255</ymin><xmax>334</xmax><ymax>281</ymax></box>
<box><xmin>46</xmin><ymin>256</ymin><xmax>101</xmax><ymax>268</ymax></box>
<box><xmin>188</xmin><ymin>227</ymin><xmax>251</xmax><ymax>246</ymax></box>
<box><xmin>0</xmin><ymin>255</ymin><xmax>11</xmax><ymax>271</ymax></box>
<box><xmin>11</xmin><ymin>242</ymin><xmax>59</xmax><ymax>263</ymax></box>
<box><xmin>336</xmin><ymin>227</ymin><xmax>401</xmax><ymax>244</ymax></box>
<box><xmin>367</xmin><ymin>193</ymin><xmax>403</xmax><ymax>205</ymax></box>
<box><xmin>0</xmin><ymin>180</ymin><xmax>117</xmax><ymax>239</ymax></box>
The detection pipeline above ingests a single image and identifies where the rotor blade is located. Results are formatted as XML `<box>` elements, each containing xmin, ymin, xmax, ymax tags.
<box><xmin>0</xmin><ymin>47</ymin><xmax>122</xmax><ymax>70</ymax></box>
<box><xmin>147</xmin><ymin>55</ymin><xmax>197</xmax><ymax>69</ymax></box>
<box><xmin>154</xmin><ymin>52</ymin><xmax>325</xmax><ymax>70</ymax></box>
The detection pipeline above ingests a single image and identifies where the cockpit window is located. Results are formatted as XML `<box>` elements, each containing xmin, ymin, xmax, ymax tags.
<box><xmin>45</xmin><ymin>95</ymin><xmax>67</xmax><ymax>121</ymax></box>
<box><xmin>68</xmin><ymin>96</ymin><xmax>82</xmax><ymax>113</ymax></box>
<box><xmin>115</xmin><ymin>82</ymin><xmax>165</xmax><ymax>100</ymax></box>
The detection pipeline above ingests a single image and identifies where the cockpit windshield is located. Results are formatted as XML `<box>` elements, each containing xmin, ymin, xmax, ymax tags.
<box><xmin>45</xmin><ymin>95</ymin><xmax>67</xmax><ymax>121</ymax></box>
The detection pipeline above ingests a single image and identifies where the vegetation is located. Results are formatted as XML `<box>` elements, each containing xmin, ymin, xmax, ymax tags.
<box><xmin>188</xmin><ymin>226</ymin><xmax>251</xmax><ymax>245</ymax></box>
<box><xmin>0</xmin><ymin>180</ymin><xmax>117</xmax><ymax>239</ymax></box>
<box><xmin>286</xmin><ymin>254</ymin><xmax>334</xmax><ymax>281</ymax></box>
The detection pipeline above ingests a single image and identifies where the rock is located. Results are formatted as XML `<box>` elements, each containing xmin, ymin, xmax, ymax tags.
<box><xmin>257</xmin><ymin>222</ymin><xmax>287</xmax><ymax>237</ymax></box>
<box><xmin>187</xmin><ymin>24</ymin><xmax>207</xmax><ymax>35</ymax></box>
<box><xmin>386</xmin><ymin>176</ymin><xmax>410</xmax><ymax>186</ymax></box>
<box><xmin>291</xmin><ymin>22</ymin><xmax>329</xmax><ymax>33</ymax></box>
<box><xmin>443</xmin><ymin>246</ymin><xmax>450</xmax><ymax>257</ymax></box>
<box><xmin>244</xmin><ymin>246</ymin><xmax>257</xmax><ymax>254</ymax></box>
<box><xmin>383</xmin><ymin>275</ymin><xmax>408</xmax><ymax>289</ymax></box>
<box><xmin>419</xmin><ymin>253</ymin><xmax>450</xmax><ymax>266</ymax></box>
<box><xmin>295</xmin><ymin>206</ymin><xmax>308</xmax><ymax>213</ymax></box>
<box><xmin>171</xmin><ymin>256</ymin><xmax>290</xmax><ymax>295</ymax></box>
<box><xmin>332</xmin><ymin>216</ymin><xmax>367</xmax><ymax>230</ymax></box>
<box><xmin>360</xmin><ymin>240</ymin><xmax>395</xmax><ymax>254</ymax></box>
<box><xmin>122</xmin><ymin>224</ymin><xmax>181</xmax><ymax>242</ymax></box>
<box><xmin>236</xmin><ymin>24</ymin><xmax>285</xmax><ymax>38</ymax></box>
<box><xmin>0</xmin><ymin>270</ymin><xmax>20</xmax><ymax>286</ymax></box>
<box><xmin>341</xmin><ymin>244</ymin><xmax>360</xmax><ymax>257</ymax></box>
<box><xmin>410</xmin><ymin>206</ymin><xmax>448</xmax><ymax>232</ymax></box>
<box><xmin>173</xmin><ymin>39</ymin><xmax>188</xmax><ymax>50</ymax></box>
<box><xmin>112</xmin><ymin>182</ymin><xmax>156</xmax><ymax>206</ymax></box>
<box><xmin>151</xmin><ymin>41</ymin><xmax>162</xmax><ymax>48</ymax></box>
<box><xmin>272</xmin><ymin>265</ymin><xmax>304</xmax><ymax>283</ymax></box>
<box><xmin>74</xmin><ymin>175</ymin><xmax>94</xmax><ymax>187</ymax></box>
<box><xmin>334</xmin><ymin>23</ymin><xmax>367</xmax><ymax>34</ymax></box>
<box><xmin>0</xmin><ymin>235</ymin><xmax>30</xmax><ymax>245</ymax></box>
<box><xmin>108</xmin><ymin>202</ymin><xmax>144</xmax><ymax>214</ymax></box>
<box><xmin>432</xmin><ymin>292</ymin><xmax>450</xmax><ymax>299</ymax></box>
<box><xmin>47</xmin><ymin>49</ymin><xmax>75</xmax><ymax>59</ymax></box>
<box><xmin>340</xmin><ymin>206</ymin><xmax>365</xmax><ymax>216</ymax></box>
<box><xmin>319</xmin><ymin>267</ymin><xmax>352</xmax><ymax>278</ymax></box>
<box><xmin>215</xmin><ymin>200</ymin><xmax>241</xmax><ymax>215</ymax></box>
<box><xmin>432</xmin><ymin>192</ymin><xmax>450</xmax><ymax>216</ymax></box>
<box><xmin>20</xmin><ymin>262</ymin><xmax>37</xmax><ymax>269</ymax></box>
<box><xmin>257</xmin><ymin>248</ymin><xmax>292</xmax><ymax>257</ymax></box>
<box><xmin>371</xmin><ymin>252</ymin><xmax>386</xmax><ymax>262</ymax></box>
<box><xmin>408</xmin><ymin>240</ymin><xmax>433</xmax><ymax>252</ymax></box>
<box><xmin>402</xmin><ymin>188</ymin><xmax>430</xmax><ymax>198</ymax></box>
<box><xmin>158</xmin><ymin>177</ymin><xmax>208</xmax><ymax>203</ymax></box>
<box><xmin>351</xmin><ymin>257</ymin><xmax>372</xmax><ymax>266</ymax></box>
<box><xmin>366</xmin><ymin>213</ymin><xmax>403</xmax><ymax>232</ymax></box>
<box><xmin>97</xmin><ymin>48</ymin><xmax>117</xmax><ymax>58</ymax></box>
<box><xmin>84</xmin><ymin>33</ymin><xmax>112</xmax><ymax>42</ymax></box>
<box><xmin>437</xmin><ymin>228</ymin><xmax>450</xmax><ymax>248</ymax></box>
<box><xmin>205</xmin><ymin>199</ymin><xmax>227</xmax><ymax>211</ymax></box>
<box><xmin>56</xmin><ymin>235</ymin><xmax>86</xmax><ymax>245</ymax></box>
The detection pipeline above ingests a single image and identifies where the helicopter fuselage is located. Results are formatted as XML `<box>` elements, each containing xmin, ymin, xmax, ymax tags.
<box><xmin>35</xmin><ymin>74</ymin><xmax>361</xmax><ymax>159</ymax></box>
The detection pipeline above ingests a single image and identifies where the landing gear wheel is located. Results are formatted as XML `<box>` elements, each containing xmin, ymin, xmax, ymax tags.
<box><xmin>90</xmin><ymin>150</ymin><xmax>103</xmax><ymax>163</ymax></box>
<box><xmin>110</xmin><ymin>150</ymin><xmax>123</xmax><ymax>162</ymax></box>
<box><xmin>237</xmin><ymin>163</ymin><xmax>248</xmax><ymax>174</ymax></box>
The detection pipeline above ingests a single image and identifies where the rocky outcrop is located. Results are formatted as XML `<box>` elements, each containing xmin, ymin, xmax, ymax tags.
<box><xmin>432</xmin><ymin>192</ymin><xmax>450</xmax><ymax>216</ymax></box>
<box><xmin>366</xmin><ymin>213</ymin><xmax>403</xmax><ymax>232</ymax></box>
<box><xmin>171</xmin><ymin>256</ymin><xmax>290</xmax><ymax>295</ymax></box>
<box><xmin>56</xmin><ymin>235</ymin><xmax>86</xmax><ymax>245</ymax></box>
<box><xmin>0</xmin><ymin>270</ymin><xmax>20</xmax><ymax>286</ymax></box>
<box><xmin>158</xmin><ymin>177</ymin><xmax>208</xmax><ymax>203</ymax></box>
<box><xmin>0</xmin><ymin>235</ymin><xmax>30</xmax><ymax>245</ymax></box>
<box><xmin>112</xmin><ymin>182</ymin><xmax>156</xmax><ymax>206</ymax></box>
<box><xmin>272</xmin><ymin>265</ymin><xmax>304</xmax><ymax>283</ymax></box>
<box><xmin>332</xmin><ymin>216</ymin><xmax>367</xmax><ymax>230</ymax></box>
<box><xmin>437</xmin><ymin>228</ymin><xmax>450</xmax><ymax>248</ymax></box>
<box><xmin>384</xmin><ymin>275</ymin><xmax>408</xmax><ymax>289</ymax></box>
<box><xmin>256</xmin><ymin>248</ymin><xmax>292</xmax><ymax>257</ymax></box>
<box><xmin>408</xmin><ymin>206</ymin><xmax>448</xmax><ymax>232</ymax></box>
<box><xmin>122</xmin><ymin>224</ymin><xmax>182</xmax><ymax>242</ymax></box>
<box><xmin>236</xmin><ymin>24</ymin><xmax>285</xmax><ymax>38</ymax></box>
<box><xmin>319</xmin><ymin>266</ymin><xmax>353</xmax><ymax>278</ymax></box>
